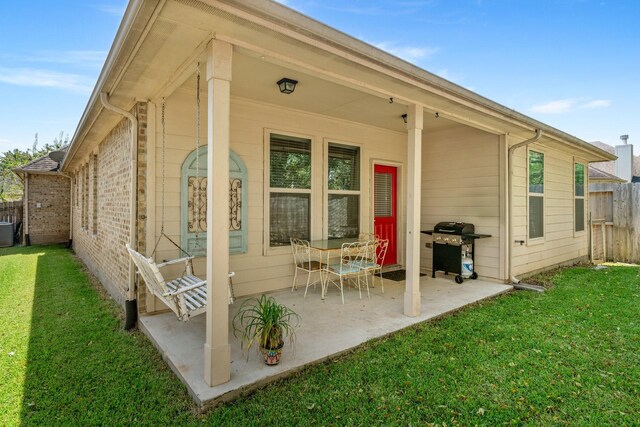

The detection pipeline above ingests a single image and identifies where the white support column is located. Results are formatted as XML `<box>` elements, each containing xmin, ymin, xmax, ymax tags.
<box><xmin>404</xmin><ymin>103</ymin><xmax>424</xmax><ymax>317</ymax></box>
<box><xmin>204</xmin><ymin>39</ymin><xmax>232</xmax><ymax>387</ymax></box>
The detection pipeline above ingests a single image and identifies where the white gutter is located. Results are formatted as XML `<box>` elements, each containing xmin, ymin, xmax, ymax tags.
<box><xmin>100</xmin><ymin>92</ymin><xmax>138</xmax><ymax>302</ymax></box>
<box><xmin>507</xmin><ymin>129</ymin><xmax>542</xmax><ymax>285</ymax></box>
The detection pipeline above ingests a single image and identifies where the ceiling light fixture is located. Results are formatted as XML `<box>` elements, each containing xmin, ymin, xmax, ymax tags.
<box><xmin>277</xmin><ymin>78</ymin><xmax>298</xmax><ymax>94</ymax></box>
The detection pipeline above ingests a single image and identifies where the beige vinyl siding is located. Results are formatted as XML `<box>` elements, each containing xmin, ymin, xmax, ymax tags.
<box><xmin>511</xmin><ymin>142</ymin><xmax>589</xmax><ymax>275</ymax></box>
<box><xmin>420</xmin><ymin>126</ymin><xmax>501</xmax><ymax>280</ymax></box>
<box><xmin>153</xmin><ymin>86</ymin><xmax>406</xmax><ymax>297</ymax></box>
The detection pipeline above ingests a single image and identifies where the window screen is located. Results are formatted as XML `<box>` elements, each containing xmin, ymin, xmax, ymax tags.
<box><xmin>270</xmin><ymin>134</ymin><xmax>311</xmax><ymax>189</ymax></box>
<box><xmin>269</xmin><ymin>134</ymin><xmax>312</xmax><ymax>247</ymax></box>
<box><xmin>575</xmin><ymin>163</ymin><xmax>585</xmax><ymax>232</ymax></box>
<box><xmin>327</xmin><ymin>143</ymin><xmax>360</xmax><ymax>240</ymax></box>
<box><xmin>529</xmin><ymin>150</ymin><xmax>544</xmax><ymax>239</ymax></box>
<box><xmin>328</xmin><ymin>144</ymin><xmax>360</xmax><ymax>191</ymax></box>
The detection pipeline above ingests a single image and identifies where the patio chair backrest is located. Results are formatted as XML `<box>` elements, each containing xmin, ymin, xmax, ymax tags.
<box><xmin>374</xmin><ymin>238</ymin><xmax>389</xmax><ymax>265</ymax></box>
<box><xmin>290</xmin><ymin>237</ymin><xmax>311</xmax><ymax>267</ymax></box>
<box><xmin>339</xmin><ymin>241</ymin><xmax>368</xmax><ymax>273</ymax></box>
<box><xmin>125</xmin><ymin>244</ymin><xmax>168</xmax><ymax>299</ymax></box>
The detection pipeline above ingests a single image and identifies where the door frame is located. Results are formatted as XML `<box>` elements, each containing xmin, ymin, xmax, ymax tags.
<box><xmin>370</xmin><ymin>159</ymin><xmax>404</xmax><ymax>267</ymax></box>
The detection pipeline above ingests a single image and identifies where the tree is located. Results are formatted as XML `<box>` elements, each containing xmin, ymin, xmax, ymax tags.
<box><xmin>0</xmin><ymin>132</ymin><xmax>69</xmax><ymax>201</ymax></box>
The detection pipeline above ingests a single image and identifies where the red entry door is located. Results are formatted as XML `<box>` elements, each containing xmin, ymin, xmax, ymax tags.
<box><xmin>374</xmin><ymin>164</ymin><xmax>397</xmax><ymax>265</ymax></box>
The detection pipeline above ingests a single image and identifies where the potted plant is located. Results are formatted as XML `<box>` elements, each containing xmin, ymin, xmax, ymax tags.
<box><xmin>233</xmin><ymin>294</ymin><xmax>300</xmax><ymax>365</ymax></box>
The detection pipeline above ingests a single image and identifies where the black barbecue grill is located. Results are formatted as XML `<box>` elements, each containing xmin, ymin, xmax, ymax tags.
<box><xmin>422</xmin><ymin>222</ymin><xmax>491</xmax><ymax>283</ymax></box>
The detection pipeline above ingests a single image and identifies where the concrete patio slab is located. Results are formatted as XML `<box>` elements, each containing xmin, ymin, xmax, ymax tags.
<box><xmin>139</xmin><ymin>275</ymin><xmax>512</xmax><ymax>408</ymax></box>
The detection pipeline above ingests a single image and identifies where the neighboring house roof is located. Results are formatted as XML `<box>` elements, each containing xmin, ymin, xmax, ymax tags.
<box><xmin>589</xmin><ymin>141</ymin><xmax>640</xmax><ymax>179</ymax></box>
<box><xmin>13</xmin><ymin>146</ymin><xmax>69</xmax><ymax>176</ymax></box>
<box><xmin>588</xmin><ymin>165</ymin><xmax>626</xmax><ymax>183</ymax></box>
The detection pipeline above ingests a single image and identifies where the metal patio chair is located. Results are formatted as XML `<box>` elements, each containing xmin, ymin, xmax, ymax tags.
<box><xmin>290</xmin><ymin>238</ymin><xmax>325</xmax><ymax>297</ymax></box>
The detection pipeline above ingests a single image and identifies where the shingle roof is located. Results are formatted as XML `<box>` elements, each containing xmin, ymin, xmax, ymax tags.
<box><xmin>13</xmin><ymin>146</ymin><xmax>69</xmax><ymax>174</ymax></box>
<box><xmin>589</xmin><ymin>141</ymin><xmax>640</xmax><ymax>178</ymax></box>
<box><xmin>588</xmin><ymin>164</ymin><xmax>626</xmax><ymax>182</ymax></box>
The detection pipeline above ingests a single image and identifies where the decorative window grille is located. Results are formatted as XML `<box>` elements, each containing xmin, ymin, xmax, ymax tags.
<box><xmin>181</xmin><ymin>148</ymin><xmax>247</xmax><ymax>256</ymax></box>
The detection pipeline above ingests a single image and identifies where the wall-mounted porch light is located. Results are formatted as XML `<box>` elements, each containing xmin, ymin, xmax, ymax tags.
<box><xmin>401</xmin><ymin>113</ymin><xmax>408</xmax><ymax>124</ymax></box>
<box><xmin>277</xmin><ymin>78</ymin><xmax>298</xmax><ymax>94</ymax></box>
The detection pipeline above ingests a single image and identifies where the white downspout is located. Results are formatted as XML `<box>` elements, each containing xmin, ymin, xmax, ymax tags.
<box><xmin>508</xmin><ymin>129</ymin><xmax>542</xmax><ymax>284</ymax></box>
<box><xmin>99</xmin><ymin>93</ymin><xmax>138</xmax><ymax>304</ymax></box>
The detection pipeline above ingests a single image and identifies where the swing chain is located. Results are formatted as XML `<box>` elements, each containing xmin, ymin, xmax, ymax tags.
<box><xmin>160</xmin><ymin>98</ymin><xmax>166</xmax><ymax>236</ymax></box>
<box><xmin>194</xmin><ymin>62</ymin><xmax>202</xmax><ymax>247</ymax></box>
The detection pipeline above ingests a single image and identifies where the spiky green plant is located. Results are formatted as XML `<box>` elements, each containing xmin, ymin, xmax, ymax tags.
<box><xmin>233</xmin><ymin>294</ymin><xmax>300</xmax><ymax>354</ymax></box>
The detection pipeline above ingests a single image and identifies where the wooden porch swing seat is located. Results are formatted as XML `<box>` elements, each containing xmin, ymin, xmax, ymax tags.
<box><xmin>126</xmin><ymin>244</ymin><xmax>234</xmax><ymax>322</ymax></box>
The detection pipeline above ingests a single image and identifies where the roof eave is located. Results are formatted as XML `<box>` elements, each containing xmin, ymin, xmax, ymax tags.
<box><xmin>61</xmin><ymin>0</ymin><xmax>152</xmax><ymax>171</ymax></box>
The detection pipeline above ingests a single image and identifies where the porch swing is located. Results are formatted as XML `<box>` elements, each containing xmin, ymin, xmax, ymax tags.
<box><xmin>126</xmin><ymin>63</ymin><xmax>234</xmax><ymax>322</ymax></box>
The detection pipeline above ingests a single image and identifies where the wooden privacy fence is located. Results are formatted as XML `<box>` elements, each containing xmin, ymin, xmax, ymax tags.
<box><xmin>0</xmin><ymin>200</ymin><xmax>23</xmax><ymax>224</ymax></box>
<box><xmin>589</xmin><ymin>183</ymin><xmax>640</xmax><ymax>263</ymax></box>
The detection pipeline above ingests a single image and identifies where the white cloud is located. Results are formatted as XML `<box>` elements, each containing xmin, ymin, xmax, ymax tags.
<box><xmin>530</xmin><ymin>99</ymin><xmax>575</xmax><ymax>114</ymax></box>
<box><xmin>28</xmin><ymin>50</ymin><xmax>106</xmax><ymax>66</ymax></box>
<box><xmin>531</xmin><ymin>98</ymin><xmax>613</xmax><ymax>114</ymax></box>
<box><xmin>580</xmin><ymin>99</ymin><xmax>611</xmax><ymax>109</ymax></box>
<box><xmin>95</xmin><ymin>3</ymin><xmax>126</xmax><ymax>17</ymax></box>
<box><xmin>0</xmin><ymin>67</ymin><xmax>93</xmax><ymax>95</ymax></box>
<box><xmin>0</xmin><ymin>138</ymin><xmax>11</xmax><ymax>145</ymax></box>
<box><xmin>374</xmin><ymin>42</ymin><xmax>439</xmax><ymax>63</ymax></box>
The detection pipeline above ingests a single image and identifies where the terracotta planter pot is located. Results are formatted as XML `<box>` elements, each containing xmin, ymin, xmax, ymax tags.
<box><xmin>260</xmin><ymin>341</ymin><xmax>284</xmax><ymax>365</ymax></box>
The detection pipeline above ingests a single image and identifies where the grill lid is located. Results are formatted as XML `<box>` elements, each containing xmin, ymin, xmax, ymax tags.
<box><xmin>433</xmin><ymin>222</ymin><xmax>475</xmax><ymax>235</ymax></box>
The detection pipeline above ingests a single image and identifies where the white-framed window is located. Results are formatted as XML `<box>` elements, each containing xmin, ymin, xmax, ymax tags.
<box><xmin>268</xmin><ymin>133</ymin><xmax>312</xmax><ymax>247</ymax></box>
<box><xmin>327</xmin><ymin>142</ymin><xmax>360</xmax><ymax>239</ymax></box>
<box><xmin>92</xmin><ymin>154</ymin><xmax>98</xmax><ymax>235</ymax></box>
<box><xmin>528</xmin><ymin>150</ymin><xmax>544</xmax><ymax>240</ymax></box>
<box><xmin>574</xmin><ymin>162</ymin><xmax>585</xmax><ymax>233</ymax></box>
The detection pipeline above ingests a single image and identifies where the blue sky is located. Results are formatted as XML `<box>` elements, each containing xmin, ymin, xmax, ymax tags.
<box><xmin>1</xmin><ymin>0</ymin><xmax>638</xmax><ymax>153</ymax></box>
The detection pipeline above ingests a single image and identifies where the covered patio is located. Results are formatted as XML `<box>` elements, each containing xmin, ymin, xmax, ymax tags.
<box><xmin>139</xmin><ymin>275</ymin><xmax>512</xmax><ymax>408</ymax></box>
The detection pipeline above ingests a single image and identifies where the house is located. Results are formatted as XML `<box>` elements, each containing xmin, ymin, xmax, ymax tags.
<box><xmin>589</xmin><ymin>139</ymin><xmax>640</xmax><ymax>183</ymax></box>
<box><xmin>13</xmin><ymin>147</ymin><xmax>71</xmax><ymax>245</ymax></box>
<box><xmin>60</xmin><ymin>0</ymin><xmax>614</xmax><ymax>391</ymax></box>
<box><xmin>588</xmin><ymin>138</ymin><xmax>640</xmax><ymax>263</ymax></box>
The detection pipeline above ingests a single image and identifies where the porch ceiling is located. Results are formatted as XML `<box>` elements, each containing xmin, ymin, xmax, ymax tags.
<box><xmin>64</xmin><ymin>0</ymin><xmax>615</xmax><ymax>170</ymax></box>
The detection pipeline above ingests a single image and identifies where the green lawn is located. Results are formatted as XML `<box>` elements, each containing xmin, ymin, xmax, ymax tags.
<box><xmin>1</xmin><ymin>246</ymin><xmax>639</xmax><ymax>426</ymax></box>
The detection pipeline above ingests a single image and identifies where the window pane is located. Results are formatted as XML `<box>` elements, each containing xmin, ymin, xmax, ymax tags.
<box><xmin>270</xmin><ymin>134</ymin><xmax>311</xmax><ymax>189</ymax></box>
<box><xmin>529</xmin><ymin>151</ymin><xmax>544</xmax><ymax>194</ymax></box>
<box><xmin>575</xmin><ymin>198</ymin><xmax>585</xmax><ymax>232</ymax></box>
<box><xmin>529</xmin><ymin>195</ymin><xmax>544</xmax><ymax>238</ymax></box>
<box><xmin>574</xmin><ymin>163</ymin><xmax>585</xmax><ymax>197</ymax></box>
<box><xmin>270</xmin><ymin>193</ymin><xmax>310</xmax><ymax>246</ymax></box>
<box><xmin>328</xmin><ymin>194</ymin><xmax>359</xmax><ymax>239</ymax></box>
<box><xmin>328</xmin><ymin>143</ymin><xmax>360</xmax><ymax>191</ymax></box>
<box><xmin>374</xmin><ymin>172</ymin><xmax>393</xmax><ymax>217</ymax></box>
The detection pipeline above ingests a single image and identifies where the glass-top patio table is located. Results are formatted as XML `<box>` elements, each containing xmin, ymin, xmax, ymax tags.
<box><xmin>307</xmin><ymin>237</ymin><xmax>359</xmax><ymax>299</ymax></box>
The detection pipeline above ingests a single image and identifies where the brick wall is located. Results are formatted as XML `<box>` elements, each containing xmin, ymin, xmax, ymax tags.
<box><xmin>71</xmin><ymin>102</ymin><xmax>149</xmax><ymax>308</ymax></box>
<box><xmin>72</xmin><ymin>116</ymin><xmax>133</xmax><ymax>305</ymax></box>
<box><xmin>26</xmin><ymin>174</ymin><xmax>70</xmax><ymax>244</ymax></box>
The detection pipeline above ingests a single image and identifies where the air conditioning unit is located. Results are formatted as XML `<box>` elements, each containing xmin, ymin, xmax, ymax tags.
<box><xmin>0</xmin><ymin>222</ymin><xmax>14</xmax><ymax>247</ymax></box>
